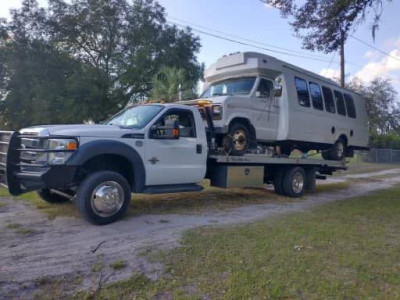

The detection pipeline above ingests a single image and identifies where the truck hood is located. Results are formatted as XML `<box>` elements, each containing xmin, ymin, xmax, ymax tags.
<box><xmin>19</xmin><ymin>124</ymin><xmax>138</xmax><ymax>138</ymax></box>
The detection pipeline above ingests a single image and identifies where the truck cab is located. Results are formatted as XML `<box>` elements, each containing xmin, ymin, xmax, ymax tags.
<box><xmin>1</xmin><ymin>104</ymin><xmax>208</xmax><ymax>224</ymax></box>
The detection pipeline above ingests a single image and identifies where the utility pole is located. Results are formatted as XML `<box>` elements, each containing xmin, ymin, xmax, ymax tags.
<box><xmin>340</xmin><ymin>29</ymin><xmax>345</xmax><ymax>87</ymax></box>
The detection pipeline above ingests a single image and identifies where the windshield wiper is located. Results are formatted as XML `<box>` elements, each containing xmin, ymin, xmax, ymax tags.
<box><xmin>211</xmin><ymin>93</ymin><xmax>233</xmax><ymax>96</ymax></box>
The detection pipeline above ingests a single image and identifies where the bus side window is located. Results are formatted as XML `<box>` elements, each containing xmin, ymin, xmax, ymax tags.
<box><xmin>309</xmin><ymin>82</ymin><xmax>324</xmax><ymax>111</ymax></box>
<box><xmin>294</xmin><ymin>77</ymin><xmax>310</xmax><ymax>107</ymax></box>
<box><xmin>343</xmin><ymin>93</ymin><xmax>357</xmax><ymax>118</ymax></box>
<box><xmin>322</xmin><ymin>86</ymin><xmax>336</xmax><ymax>113</ymax></box>
<box><xmin>334</xmin><ymin>90</ymin><xmax>347</xmax><ymax>116</ymax></box>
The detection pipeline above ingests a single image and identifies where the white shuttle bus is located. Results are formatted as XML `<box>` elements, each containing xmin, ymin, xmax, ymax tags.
<box><xmin>187</xmin><ymin>52</ymin><xmax>369</xmax><ymax>159</ymax></box>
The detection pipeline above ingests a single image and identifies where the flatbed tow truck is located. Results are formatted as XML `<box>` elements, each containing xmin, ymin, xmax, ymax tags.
<box><xmin>0</xmin><ymin>103</ymin><xmax>345</xmax><ymax>225</ymax></box>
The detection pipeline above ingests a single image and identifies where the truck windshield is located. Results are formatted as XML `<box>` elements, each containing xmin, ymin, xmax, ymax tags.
<box><xmin>200</xmin><ymin>77</ymin><xmax>256</xmax><ymax>98</ymax></box>
<box><xmin>106</xmin><ymin>105</ymin><xmax>164</xmax><ymax>128</ymax></box>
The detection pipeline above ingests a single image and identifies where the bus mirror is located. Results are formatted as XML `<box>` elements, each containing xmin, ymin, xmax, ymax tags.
<box><xmin>274</xmin><ymin>85</ymin><xmax>282</xmax><ymax>97</ymax></box>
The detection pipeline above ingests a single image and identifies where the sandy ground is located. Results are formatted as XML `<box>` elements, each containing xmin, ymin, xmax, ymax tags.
<box><xmin>1</xmin><ymin>168</ymin><xmax>400</xmax><ymax>298</ymax></box>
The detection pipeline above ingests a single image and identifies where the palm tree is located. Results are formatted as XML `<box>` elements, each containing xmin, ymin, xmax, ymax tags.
<box><xmin>151</xmin><ymin>66</ymin><xmax>196</xmax><ymax>102</ymax></box>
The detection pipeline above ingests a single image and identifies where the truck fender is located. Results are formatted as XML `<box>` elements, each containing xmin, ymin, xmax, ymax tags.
<box><xmin>66</xmin><ymin>140</ymin><xmax>145</xmax><ymax>193</ymax></box>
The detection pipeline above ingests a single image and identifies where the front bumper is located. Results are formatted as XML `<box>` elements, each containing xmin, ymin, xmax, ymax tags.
<box><xmin>0</xmin><ymin>132</ymin><xmax>78</xmax><ymax>196</ymax></box>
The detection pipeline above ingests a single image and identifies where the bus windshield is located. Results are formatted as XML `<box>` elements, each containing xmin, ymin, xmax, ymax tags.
<box><xmin>200</xmin><ymin>77</ymin><xmax>256</xmax><ymax>98</ymax></box>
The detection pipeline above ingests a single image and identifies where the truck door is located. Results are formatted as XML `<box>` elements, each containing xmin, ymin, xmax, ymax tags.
<box><xmin>145</xmin><ymin>108</ymin><xmax>207</xmax><ymax>186</ymax></box>
<box><xmin>251</xmin><ymin>78</ymin><xmax>279</xmax><ymax>141</ymax></box>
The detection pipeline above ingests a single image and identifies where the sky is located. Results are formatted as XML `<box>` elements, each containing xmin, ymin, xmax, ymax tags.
<box><xmin>1</xmin><ymin>0</ymin><xmax>399</xmax><ymax>93</ymax></box>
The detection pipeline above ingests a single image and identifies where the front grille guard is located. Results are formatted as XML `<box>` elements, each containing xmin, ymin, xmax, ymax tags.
<box><xmin>0</xmin><ymin>132</ymin><xmax>77</xmax><ymax>195</ymax></box>
<box><xmin>0</xmin><ymin>131</ymin><xmax>13</xmax><ymax>187</ymax></box>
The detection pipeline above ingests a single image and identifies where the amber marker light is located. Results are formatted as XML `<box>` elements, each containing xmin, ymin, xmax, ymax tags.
<box><xmin>66</xmin><ymin>141</ymin><xmax>78</xmax><ymax>150</ymax></box>
<box><xmin>196</xmin><ymin>100</ymin><xmax>212</xmax><ymax>107</ymax></box>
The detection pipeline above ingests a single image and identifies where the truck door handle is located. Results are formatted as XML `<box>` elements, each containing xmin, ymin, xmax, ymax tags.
<box><xmin>196</xmin><ymin>144</ymin><xmax>202</xmax><ymax>154</ymax></box>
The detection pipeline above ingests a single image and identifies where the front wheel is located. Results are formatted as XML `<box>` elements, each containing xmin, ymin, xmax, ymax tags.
<box><xmin>223</xmin><ymin>122</ymin><xmax>251</xmax><ymax>156</ymax></box>
<box><xmin>76</xmin><ymin>171</ymin><xmax>131</xmax><ymax>225</ymax></box>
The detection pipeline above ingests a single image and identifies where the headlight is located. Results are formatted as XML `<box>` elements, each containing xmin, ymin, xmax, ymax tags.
<box><xmin>212</xmin><ymin>105</ymin><xmax>223</xmax><ymax>120</ymax></box>
<box><xmin>47</xmin><ymin>138</ymin><xmax>78</xmax><ymax>165</ymax></box>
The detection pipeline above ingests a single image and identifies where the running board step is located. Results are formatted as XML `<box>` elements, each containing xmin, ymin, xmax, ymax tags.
<box><xmin>142</xmin><ymin>184</ymin><xmax>203</xmax><ymax>194</ymax></box>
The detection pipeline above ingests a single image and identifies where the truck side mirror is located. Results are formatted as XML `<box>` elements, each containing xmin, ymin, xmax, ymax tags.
<box><xmin>255</xmin><ymin>91</ymin><xmax>270</xmax><ymax>99</ymax></box>
<box><xmin>274</xmin><ymin>85</ymin><xmax>283</xmax><ymax>97</ymax></box>
<box><xmin>150</xmin><ymin>119</ymin><xmax>180</xmax><ymax>139</ymax></box>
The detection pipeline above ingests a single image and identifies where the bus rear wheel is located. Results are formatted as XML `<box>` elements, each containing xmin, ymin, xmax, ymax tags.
<box><xmin>322</xmin><ymin>138</ymin><xmax>346</xmax><ymax>161</ymax></box>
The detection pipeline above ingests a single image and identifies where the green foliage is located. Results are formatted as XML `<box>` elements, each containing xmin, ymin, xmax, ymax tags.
<box><xmin>151</xmin><ymin>66</ymin><xmax>197</xmax><ymax>102</ymax></box>
<box><xmin>109</xmin><ymin>259</ymin><xmax>127</xmax><ymax>270</ymax></box>
<box><xmin>263</xmin><ymin>0</ymin><xmax>391</xmax><ymax>52</ymax></box>
<box><xmin>0</xmin><ymin>0</ymin><xmax>203</xmax><ymax>129</ymax></box>
<box><xmin>347</xmin><ymin>77</ymin><xmax>399</xmax><ymax>148</ymax></box>
<box><xmin>370</xmin><ymin>131</ymin><xmax>400</xmax><ymax>149</ymax></box>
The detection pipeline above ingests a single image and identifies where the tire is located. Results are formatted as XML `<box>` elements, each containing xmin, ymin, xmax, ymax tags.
<box><xmin>322</xmin><ymin>138</ymin><xmax>346</xmax><ymax>161</ymax></box>
<box><xmin>273</xmin><ymin>168</ymin><xmax>285</xmax><ymax>195</ymax></box>
<box><xmin>280</xmin><ymin>145</ymin><xmax>292</xmax><ymax>157</ymax></box>
<box><xmin>76</xmin><ymin>171</ymin><xmax>131</xmax><ymax>225</ymax></box>
<box><xmin>223</xmin><ymin>122</ymin><xmax>251</xmax><ymax>156</ymax></box>
<box><xmin>37</xmin><ymin>189</ymin><xmax>70</xmax><ymax>203</ymax></box>
<box><xmin>282</xmin><ymin>167</ymin><xmax>306</xmax><ymax>198</ymax></box>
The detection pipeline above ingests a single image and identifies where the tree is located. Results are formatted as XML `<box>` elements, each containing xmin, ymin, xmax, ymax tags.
<box><xmin>151</xmin><ymin>66</ymin><xmax>197</xmax><ymax>102</ymax></box>
<box><xmin>0</xmin><ymin>0</ymin><xmax>203</xmax><ymax>129</ymax></box>
<box><xmin>262</xmin><ymin>0</ymin><xmax>392</xmax><ymax>87</ymax></box>
<box><xmin>347</xmin><ymin>77</ymin><xmax>399</xmax><ymax>147</ymax></box>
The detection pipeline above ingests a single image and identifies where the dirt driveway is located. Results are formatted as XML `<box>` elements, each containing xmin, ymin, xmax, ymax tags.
<box><xmin>1</xmin><ymin>168</ymin><xmax>400</xmax><ymax>298</ymax></box>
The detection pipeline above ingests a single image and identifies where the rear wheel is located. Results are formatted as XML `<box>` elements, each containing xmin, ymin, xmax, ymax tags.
<box><xmin>37</xmin><ymin>189</ymin><xmax>70</xmax><ymax>203</ymax></box>
<box><xmin>76</xmin><ymin>171</ymin><xmax>131</xmax><ymax>225</ymax></box>
<box><xmin>223</xmin><ymin>122</ymin><xmax>251</xmax><ymax>156</ymax></box>
<box><xmin>322</xmin><ymin>138</ymin><xmax>346</xmax><ymax>161</ymax></box>
<box><xmin>273</xmin><ymin>168</ymin><xmax>285</xmax><ymax>195</ymax></box>
<box><xmin>282</xmin><ymin>167</ymin><xmax>306</xmax><ymax>198</ymax></box>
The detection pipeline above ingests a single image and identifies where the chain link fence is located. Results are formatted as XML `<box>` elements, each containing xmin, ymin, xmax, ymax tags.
<box><xmin>356</xmin><ymin>149</ymin><xmax>400</xmax><ymax>164</ymax></box>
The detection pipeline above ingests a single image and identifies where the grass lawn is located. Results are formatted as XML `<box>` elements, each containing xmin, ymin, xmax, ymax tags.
<box><xmin>76</xmin><ymin>185</ymin><xmax>400</xmax><ymax>300</ymax></box>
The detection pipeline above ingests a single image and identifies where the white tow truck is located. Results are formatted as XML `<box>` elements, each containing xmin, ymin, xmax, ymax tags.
<box><xmin>0</xmin><ymin>103</ymin><xmax>345</xmax><ymax>225</ymax></box>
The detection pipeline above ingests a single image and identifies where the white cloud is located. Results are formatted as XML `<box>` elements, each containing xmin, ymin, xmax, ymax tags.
<box><xmin>320</xmin><ymin>68</ymin><xmax>340</xmax><ymax>80</ymax></box>
<box><xmin>263</xmin><ymin>3</ymin><xmax>273</xmax><ymax>10</ymax></box>
<box><xmin>352</xmin><ymin>38</ymin><xmax>400</xmax><ymax>93</ymax></box>
<box><xmin>354</xmin><ymin>48</ymin><xmax>400</xmax><ymax>83</ymax></box>
<box><xmin>364</xmin><ymin>50</ymin><xmax>375</xmax><ymax>59</ymax></box>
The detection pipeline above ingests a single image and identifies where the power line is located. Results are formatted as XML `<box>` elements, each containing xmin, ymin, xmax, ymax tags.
<box><xmin>168</xmin><ymin>16</ymin><xmax>329</xmax><ymax>60</ymax></box>
<box><xmin>169</xmin><ymin>21</ymin><xmax>335</xmax><ymax>64</ymax></box>
<box><xmin>168</xmin><ymin>18</ymin><xmax>363</xmax><ymax>68</ymax></box>
<box><xmin>323</xmin><ymin>52</ymin><xmax>337</xmax><ymax>77</ymax></box>
<box><xmin>350</xmin><ymin>35</ymin><xmax>400</xmax><ymax>63</ymax></box>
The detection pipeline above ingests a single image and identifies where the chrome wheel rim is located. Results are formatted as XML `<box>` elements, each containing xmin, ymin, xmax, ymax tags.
<box><xmin>337</xmin><ymin>142</ymin><xmax>344</xmax><ymax>158</ymax></box>
<box><xmin>292</xmin><ymin>172</ymin><xmax>304</xmax><ymax>194</ymax></box>
<box><xmin>91</xmin><ymin>181</ymin><xmax>124</xmax><ymax>217</ymax></box>
<box><xmin>232</xmin><ymin>129</ymin><xmax>247</xmax><ymax>151</ymax></box>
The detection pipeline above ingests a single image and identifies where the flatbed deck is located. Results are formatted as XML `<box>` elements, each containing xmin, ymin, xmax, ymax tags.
<box><xmin>209</xmin><ymin>153</ymin><xmax>346</xmax><ymax>169</ymax></box>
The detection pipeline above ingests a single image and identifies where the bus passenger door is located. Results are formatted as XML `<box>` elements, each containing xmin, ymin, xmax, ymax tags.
<box><xmin>252</xmin><ymin>78</ymin><xmax>279</xmax><ymax>141</ymax></box>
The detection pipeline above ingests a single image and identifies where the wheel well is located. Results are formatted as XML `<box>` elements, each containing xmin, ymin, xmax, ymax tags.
<box><xmin>77</xmin><ymin>154</ymin><xmax>134</xmax><ymax>188</ymax></box>
<box><xmin>338</xmin><ymin>134</ymin><xmax>348</xmax><ymax>145</ymax></box>
<box><xmin>230</xmin><ymin>118</ymin><xmax>256</xmax><ymax>141</ymax></box>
